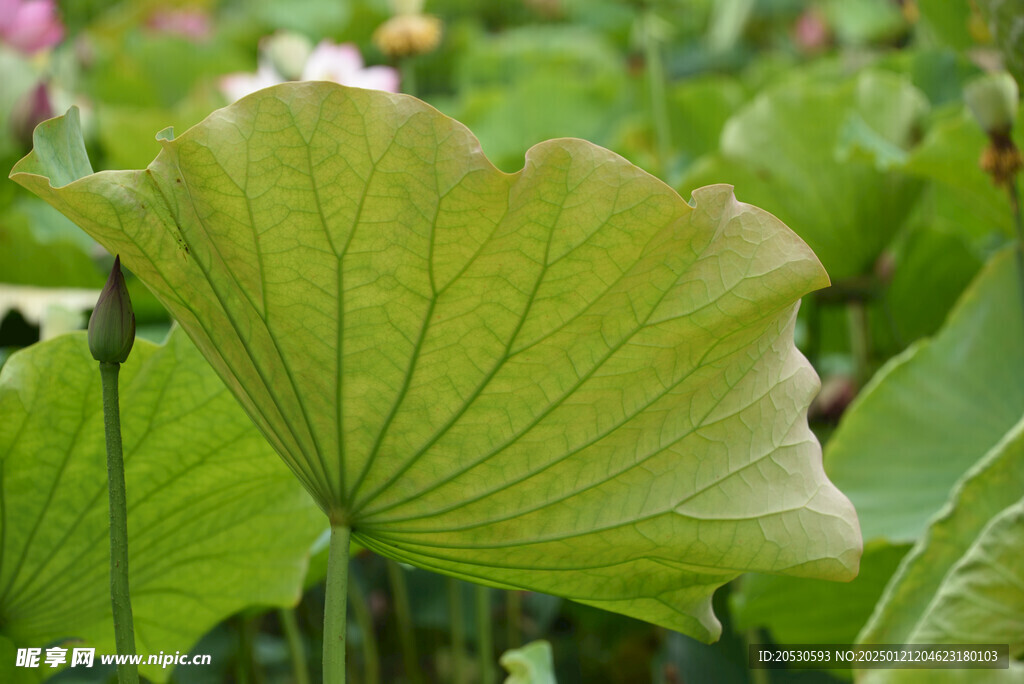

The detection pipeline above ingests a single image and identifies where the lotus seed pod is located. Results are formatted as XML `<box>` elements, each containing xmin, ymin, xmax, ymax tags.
<box><xmin>88</xmin><ymin>255</ymin><xmax>135</xmax><ymax>364</ymax></box>
<box><xmin>373</xmin><ymin>14</ymin><xmax>442</xmax><ymax>58</ymax></box>
<box><xmin>964</xmin><ymin>71</ymin><xmax>1019</xmax><ymax>137</ymax></box>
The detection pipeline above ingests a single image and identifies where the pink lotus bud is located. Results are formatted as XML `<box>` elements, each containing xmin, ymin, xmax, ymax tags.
<box><xmin>0</xmin><ymin>0</ymin><xmax>64</xmax><ymax>54</ymax></box>
<box><xmin>793</xmin><ymin>9</ymin><xmax>830</xmax><ymax>54</ymax></box>
<box><xmin>10</xmin><ymin>81</ymin><xmax>53</xmax><ymax>150</ymax></box>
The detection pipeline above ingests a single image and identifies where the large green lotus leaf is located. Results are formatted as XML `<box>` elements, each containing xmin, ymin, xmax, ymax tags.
<box><xmin>679</xmin><ymin>70</ymin><xmax>926</xmax><ymax>280</ymax></box>
<box><xmin>855</xmin><ymin>419</ymin><xmax>1024</xmax><ymax>684</ymax></box>
<box><xmin>827</xmin><ymin>248</ymin><xmax>1024</xmax><ymax>543</ymax></box>
<box><xmin>10</xmin><ymin>83</ymin><xmax>860</xmax><ymax>641</ymax></box>
<box><xmin>0</xmin><ymin>329</ymin><xmax>324</xmax><ymax>682</ymax></box>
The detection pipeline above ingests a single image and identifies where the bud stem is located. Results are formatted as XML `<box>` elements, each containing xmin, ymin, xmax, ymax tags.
<box><xmin>100</xmin><ymin>361</ymin><xmax>140</xmax><ymax>684</ymax></box>
<box><xmin>1009</xmin><ymin>178</ymin><xmax>1024</xmax><ymax>337</ymax></box>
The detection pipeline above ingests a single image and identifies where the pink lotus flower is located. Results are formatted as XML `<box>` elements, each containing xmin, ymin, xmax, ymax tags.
<box><xmin>146</xmin><ymin>8</ymin><xmax>212</xmax><ymax>42</ymax></box>
<box><xmin>793</xmin><ymin>8</ymin><xmax>830</xmax><ymax>54</ymax></box>
<box><xmin>301</xmin><ymin>40</ymin><xmax>400</xmax><ymax>93</ymax></box>
<box><xmin>220</xmin><ymin>60</ymin><xmax>287</xmax><ymax>102</ymax></box>
<box><xmin>0</xmin><ymin>0</ymin><xmax>64</xmax><ymax>54</ymax></box>
<box><xmin>220</xmin><ymin>38</ymin><xmax>399</xmax><ymax>102</ymax></box>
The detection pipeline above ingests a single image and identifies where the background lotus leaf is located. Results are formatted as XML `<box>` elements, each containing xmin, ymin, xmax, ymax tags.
<box><xmin>855</xmin><ymin>419</ymin><xmax>1024</xmax><ymax>684</ymax></box>
<box><xmin>0</xmin><ymin>329</ymin><xmax>324</xmax><ymax>682</ymax></box>
<box><xmin>679</xmin><ymin>69</ymin><xmax>926</xmax><ymax>281</ymax></box>
<box><xmin>826</xmin><ymin>248</ymin><xmax>1024</xmax><ymax>543</ymax></box>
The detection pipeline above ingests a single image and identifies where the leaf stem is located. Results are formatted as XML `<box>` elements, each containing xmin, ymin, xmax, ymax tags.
<box><xmin>279</xmin><ymin>607</ymin><xmax>310</xmax><ymax>684</ymax></box>
<box><xmin>475</xmin><ymin>585</ymin><xmax>495</xmax><ymax>684</ymax></box>
<box><xmin>448</xmin><ymin>577</ymin><xmax>468</xmax><ymax>684</ymax></box>
<box><xmin>324</xmin><ymin>525</ymin><xmax>352</xmax><ymax>684</ymax></box>
<box><xmin>506</xmin><ymin>590</ymin><xmax>522</xmax><ymax>649</ymax></box>
<box><xmin>100</xmin><ymin>361</ymin><xmax>139</xmax><ymax>684</ymax></box>
<box><xmin>348</xmin><ymin>571</ymin><xmax>380</xmax><ymax>684</ymax></box>
<box><xmin>386</xmin><ymin>560</ymin><xmax>423</xmax><ymax>684</ymax></box>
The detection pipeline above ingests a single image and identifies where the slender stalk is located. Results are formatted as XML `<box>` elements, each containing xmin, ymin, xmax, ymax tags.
<box><xmin>1008</xmin><ymin>178</ymin><xmax>1024</xmax><ymax>329</ymax></box>
<box><xmin>506</xmin><ymin>590</ymin><xmax>522</xmax><ymax>649</ymax></box>
<box><xmin>237</xmin><ymin>615</ymin><xmax>265</xmax><ymax>684</ymax></box>
<box><xmin>386</xmin><ymin>560</ymin><xmax>423</xmax><ymax>684</ymax></box>
<box><xmin>324</xmin><ymin>525</ymin><xmax>352</xmax><ymax>684</ymax></box>
<box><xmin>475</xmin><ymin>585</ymin><xmax>495</xmax><ymax>684</ymax></box>
<box><xmin>348</xmin><ymin>573</ymin><xmax>380</xmax><ymax>684</ymax></box>
<box><xmin>401</xmin><ymin>60</ymin><xmax>417</xmax><ymax>98</ymax></box>
<box><xmin>643</xmin><ymin>11</ymin><xmax>671</xmax><ymax>179</ymax></box>
<box><xmin>279</xmin><ymin>607</ymin><xmax>310</xmax><ymax>684</ymax></box>
<box><xmin>448</xmin><ymin>577</ymin><xmax>467</xmax><ymax>684</ymax></box>
<box><xmin>746</xmin><ymin>630</ymin><xmax>770</xmax><ymax>684</ymax></box>
<box><xmin>847</xmin><ymin>302</ymin><xmax>870</xmax><ymax>387</ymax></box>
<box><xmin>100</xmin><ymin>362</ymin><xmax>139</xmax><ymax>684</ymax></box>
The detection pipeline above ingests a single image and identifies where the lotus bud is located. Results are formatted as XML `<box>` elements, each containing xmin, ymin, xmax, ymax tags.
<box><xmin>964</xmin><ymin>71</ymin><xmax>1019</xmax><ymax>137</ymax></box>
<box><xmin>965</xmin><ymin>72</ymin><xmax>1023</xmax><ymax>189</ymax></box>
<box><xmin>10</xmin><ymin>82</ymin><xmax>53</xmax><ymax>151</ymax></box>
<box><xmin>263</xmin><ymin>30</ymin><xmax>313</xmax><ymax>81</ymax></box>
<box><xmin>88</xmin><ymin>256</ymin><xmax>135</xmax><ymax>364</ymax></box>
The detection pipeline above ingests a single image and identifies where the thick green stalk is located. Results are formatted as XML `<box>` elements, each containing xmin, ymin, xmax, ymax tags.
<box><xmin>475</xmin><ymin>585</ymin><xmax>495</xmax><ymax>684</ymax></box>
<box><xmin>348</xmin><ymin>574</ymin><xmax>380</xmax><ymax>684</ymax></box>
<box><xmin>100</xmin><ymin>362</ymin><xmax>139</xmax><ymax>684</ymax></box>
<box><xmin>324</xmin><ymin>525</ymin><xmax>352</xmax><ymax>683</ymax></box>
<box><xmin>385</xmin><ymin>560</ymin><xmax>423</xmax><ymax>684</ymax></box>
<box><xmin>448</xmin><ymin>577</ymin><xmax>467</xmax><ymax>684</ymax></box>
<box><xmin>278</xmin><ymin>607</ymin><xmax>310</xmax><ymax>684</ymax></box>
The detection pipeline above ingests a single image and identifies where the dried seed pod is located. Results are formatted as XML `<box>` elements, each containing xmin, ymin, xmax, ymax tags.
<box><xmin>373</xmin><ymin>14</ymin><xmax>442</xmax><ymax>58</ymax></box>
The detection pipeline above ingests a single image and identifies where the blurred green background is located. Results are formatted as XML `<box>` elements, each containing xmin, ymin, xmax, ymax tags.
<box><xmin>2</xmin><ymin>0</ymin><xmax>1022</xmax><ymax>682</ymax></box>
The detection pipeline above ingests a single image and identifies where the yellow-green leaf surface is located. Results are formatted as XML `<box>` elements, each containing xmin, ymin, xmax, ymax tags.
<box><xmin>855</xmin><ymin>420</ymin><xmax>1024</xmax><ymax>684</ymax></box>
<box><xmin>0</xmin><ymin>329</ymin><xmax>324</xmax><ymax>682</ymax></box>
<box><xmin>11</xmin><ymin>83</ymin><xmax>860</xmax><ymax>641</ymax></box>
